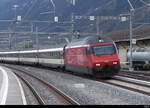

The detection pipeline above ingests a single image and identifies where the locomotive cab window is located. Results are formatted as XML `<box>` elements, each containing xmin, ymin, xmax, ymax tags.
<box><xmin>93</xmin><ymin>44</ymin><xmax>116</xmax><ymax>56</ymax></box>
<box><xmin>86</xmin><ymin>47</ymin><xmax>92</xmax><ymax>55</ymax></box>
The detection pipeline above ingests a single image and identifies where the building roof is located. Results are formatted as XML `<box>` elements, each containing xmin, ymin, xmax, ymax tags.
<box><xmin>105</xmin><ymin>26</ymin><xmax>150</xmax><ymax>42</ymax></box>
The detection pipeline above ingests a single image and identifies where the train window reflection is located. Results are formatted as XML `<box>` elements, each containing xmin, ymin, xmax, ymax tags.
<box><xmin>93</xmin><ymin>44</ymin><xmax>116</xmax><ymax>56</ymax></box>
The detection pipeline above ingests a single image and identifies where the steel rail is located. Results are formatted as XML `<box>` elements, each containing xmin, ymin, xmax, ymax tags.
<box><xmin>3</xmin><ymin>64</ymin><xmax>80</xmax><ymax>105</ymax></box>
<box><xmin>119</xmin><ymin>70</ymin><xmax>150</xmax><ymax>81</ymax></box>
<box><xmin>15</xmin><ymin>73</ymin><xmax>46</xmax><ymax>105</ymax></box>
<box><xmin>97</xmin><ymin>77</ymin><xmax>150</xmax><ymax>97</ymax></box>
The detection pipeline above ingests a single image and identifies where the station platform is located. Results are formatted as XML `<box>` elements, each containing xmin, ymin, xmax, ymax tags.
<box><xmin>0</xmin><ymin>66</ymin><xmax>27</xmax><ymax>105</ymax></box>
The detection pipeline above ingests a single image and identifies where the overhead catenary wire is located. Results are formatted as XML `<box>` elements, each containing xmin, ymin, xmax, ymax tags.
<box><xmin>140</xmin><ymin>0</ymin><xmax>150</xmax><ymax>6</ymax></box>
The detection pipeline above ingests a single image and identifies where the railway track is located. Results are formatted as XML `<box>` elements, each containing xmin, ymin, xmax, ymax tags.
<box><xmin>15</xmin><ymin>73</ymin><xmax>45</xmax><ymax>105</ymax></box>
<box><xmin>97</xmin><ymin>76</ymin><xmax>150</xmax><ymax>97</ymax></box>
<box><xmin>2</xmin><ymin>64</ymin><xmax>150</xmax><ymax>100</ymax></box>
<box><xmin>3</xmin><ymin>64</ymin><xmax>80</xmax><ymax>105</ymax></box>
<box><xmin>119</xmin><ymin>70</ymin><xmax>150</xmax><ymax>81</ymax></box>
<box><xmin>14</xmin><ymin>65</ymin><xmax>150</xmax><ymax>98</ymax></box>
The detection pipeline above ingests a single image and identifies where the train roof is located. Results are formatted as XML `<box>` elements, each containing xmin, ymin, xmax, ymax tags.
<box><xmin>66</xmin><ymin>35</ymin><xmax>113</xmax><ymax>48</ymax></box>
<box><xmin>0</xmin><ymin>48</ymin><xmax>63</xmax><ymax>54</ymax></box>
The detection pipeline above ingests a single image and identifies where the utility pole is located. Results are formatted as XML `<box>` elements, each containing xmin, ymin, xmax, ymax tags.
<box><xmin>35</xmin><ymin>27</ymin><xmax>39</xmax><ymax>63</ymax></box>
<box><xmin>9</xmin><ymin>34</ymin><xmax>12</xmax><ymax>50</ymax></box>
<box><xmin>127</xmin><ymin>0</ymin><xmax>135</xmax><ymax>71</ymax></box>
<box><xmin>129</xmin><ymin>9</ymin><xmax>134</xmax><ymax>71</ymax></box>
<box><xmin>36</xmin><ymin>27</ymin><xmax>39</xmax><ymax>50</ymax></box>
<box><xmin>96</xmin><ymin>16</ymin><xmax>100</xmax><ymax>35</ymax></box>
<box><xmin>13</xmin><ymin>5</ymin><xmax>19</xmax><ymax>20</ymax></box>
<box><xmin>31</xmin><ymin>23</ymin><xmax>34</xmax><ymax>32</ymax></box>
<box><xmin>8</xmin><ymin>28</ymin><xmax>12</xmax><ymax>50</ymax></box>
<box><xmin>12</xmin><ymin>5</ymin><xmax>19</xmax><ymax>50</ymax></box>
<box><xmin>71</xmin><ymin>13</ymin><xmax>75</xmax><ymax>40</ymax></box>
<box><xmin>71</xmin><ymin>13</ymin><xmax>74</xmax><ymax>33</ymax></box>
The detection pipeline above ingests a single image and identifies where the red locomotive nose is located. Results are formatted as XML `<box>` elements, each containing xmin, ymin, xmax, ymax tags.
<box><xmin>92</xmin><ymin>53</ymin><xmax>120</xmax><ymax>68</ymax></box>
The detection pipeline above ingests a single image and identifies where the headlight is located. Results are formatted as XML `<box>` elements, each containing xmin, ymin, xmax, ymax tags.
<box><xmin>96</xmin><ymin>64</ymin><xmax>101</xmax><ymax>67</ymax></box>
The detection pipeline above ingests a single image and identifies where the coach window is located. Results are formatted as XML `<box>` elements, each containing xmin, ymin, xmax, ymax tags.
<box><xmin>7</xmin><ymin>54</ymin><xmax>11</xmax><ymax>57</ymax></box>
<box><xmin>41</xmin><ymin>52</ymin><xmax>50</xmax><ymax>58</ymax></box>
<box><xmin>49</xmin><ymin>52</ymin><xmax>52</xmax><ymax>56</ymax></box>
<box><xmin>46</xmin><ymin>52</ymin><xmax>50</xmax><ymax>58</ymax></box>
<box><xmin>23</xmin><ymin>53</ymin><xmax>27</xmax><ymax>58</ymax></box>
<box><xmin>52</xmin><ymin>52</ymin><xmax>54</xmax><ymax>57</ymax></box>
<box><xmin>56</xmin><ymin>52</ymin><xmax>58</xmax><ymax>56</ymax></box>
<box><xmin>19</xmin><ymin>53</ymin><xmax>23</xmax><ymax>58</ymax></box>
<box><xmin>12</xmin><ymin>54</ymin><xmax>16</xmax><ymax>57</ymax></box>
<box><xmin>57</xmin><ymin>52</ymin><xmax>59</xmax><ymax>57</ymax></box>
<box><xmin>6</xmin><ymin>54</ymin><xmax>9</xmax><ymax>57</ymax></box>
<box><xmin>54</xmin><ymin>52</ymin><xmax>56</xmax><ymax>56</ymax></box>
<box><xmin>22</xmin><ymin>53</ymin><xmax>25</xmax><ymax>58</ymax></box>
<box><xmin>8</xmin><ymin>54</ymin><xmax>11</xmax><ymax>57</ymax></box>
<box><xmin>57</xmin><ymin>52</ymin><xmax>59</xmax><ymax>58</ymax></box>
<box><xmin>55</xmin><ymin>52</ymin><xmax>57</xmax><ymax>56</ymax></box>
<box><xmin>39</xmin><ymin>53</ymin><xmax>42</xmax><ymax>58</ymax></box>
<box><xmin>39</xmin><ymin>52</ymin><xmax>44</xmax><ymax>58</ymax></box>
<box><xmin>56</xmin><ymin>52</ymin><xmax>58</xmax><ymax>57</ymax></box>
<box><xmin>49</xmin><ymin>52</ymin><xmax>51</xmax><ymax>58</ymax></box>
<box><xmin>23</xmin><ymin>53</ymin><xmax>26</xmax><ymax>58</ymax></box>
<box><xmin>11</xmin><ymin>54</ymin><xmax>15</xmax><ymax>57</ymax></box>
<box><xmin>28</xmin><ymin>53</ymin><xmax>34</xmax><ymax>58</ymax></box>
<box><xmin>58</xmin><ymin>52</ymin><xmax>60</xmax><ymax>57</ymax></box>
<box><xmin>53</xmin><ymin>52</ymin><xmax>55</xmax><ymax>56</ymax></box>
<box><xmin>1</xmin><ymin>54</ymin><xmax>3</xmax><ymax>57</ymax></box>
<box><xmin>33</xmin><ymin>53</ymin><xmax>38</xmax><ymax>58</ymax></box>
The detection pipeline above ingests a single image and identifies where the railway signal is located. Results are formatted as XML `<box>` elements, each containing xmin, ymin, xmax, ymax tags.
<box><xmin>17</xmin><ymin>16</ymin><xmax>22</xmax><ymax>22</ymax></box>
<box><xmin>132</xmin><ymin>39</ymin><xmax>136</xmax><ymax>45</ymax></box>
<box><xmin>54</xmin><ymin>16</ymin><xmax>59</xmax><ymax>22</ymax></box>
<box><xmin>120</xmin><ymin>16</ymin><xmax>128</xmax><ymax>22</ymax></box>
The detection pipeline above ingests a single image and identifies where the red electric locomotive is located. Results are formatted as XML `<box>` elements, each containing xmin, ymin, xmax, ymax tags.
<box><xmin>64</xmin><ymin>36</ymin><xmax>120</xmax><ymax>78</ymax></box>
<box><xmin>0</xmin><ymin>35</ymin><xmax>120</xmax><ymax>78</ymax></box>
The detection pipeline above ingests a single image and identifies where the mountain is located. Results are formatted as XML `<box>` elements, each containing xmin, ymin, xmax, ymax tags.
<box><xmin>0</xmin><ymin>0</ymin><xmax>150</xmax><ymax>51</ymax></box>
<box><xmin>0</xmin><ymin>0</ymin><xmax>149</xmax><ymax>33</ymax></box>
